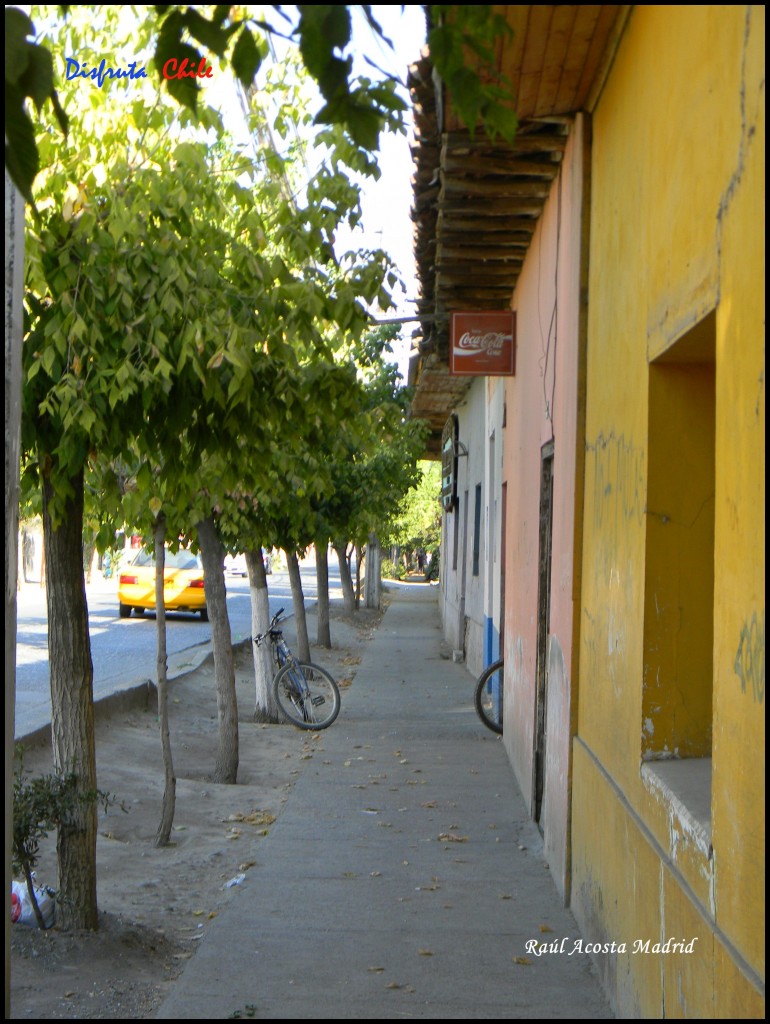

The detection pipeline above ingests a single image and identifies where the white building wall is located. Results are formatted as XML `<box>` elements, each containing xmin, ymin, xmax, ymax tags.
<box><xmin>439</xmin><ymin>376</ymin><xmax>505</xmax><ymax>677</ymax></box>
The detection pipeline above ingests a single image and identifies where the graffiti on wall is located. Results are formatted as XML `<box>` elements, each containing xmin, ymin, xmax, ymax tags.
<box><xmin>586</xmin><ymin>432</ymin><xmax>646</xmax><ymax>541</ymax></box>
<box><xmin>734</xmin><ymin>611</ymin><xmax>765</xmax><ymax>704</ymax></box>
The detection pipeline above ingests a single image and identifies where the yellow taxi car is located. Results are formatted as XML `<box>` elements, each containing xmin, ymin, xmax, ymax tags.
<box><xmin>118</xmin><ymin>548</ymin><xmax>207</xmax><ymax>620</ymax></box>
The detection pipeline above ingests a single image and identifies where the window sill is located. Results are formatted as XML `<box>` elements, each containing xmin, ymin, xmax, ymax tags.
<box><xmin>641</xmin><ymin>757</ymin><xmax>712</xmax><ymax>853</ymax></box>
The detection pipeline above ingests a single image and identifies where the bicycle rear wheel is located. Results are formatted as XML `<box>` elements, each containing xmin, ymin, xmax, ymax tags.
<box><xmin>273</xmin><ymin>661</ymin><xmax>341</xmax><ymax>730</ymax></box>
<box><xmin>474</xmin><ymin>659</ymin><xmax>504</xmax><ymax>734</ymax></box>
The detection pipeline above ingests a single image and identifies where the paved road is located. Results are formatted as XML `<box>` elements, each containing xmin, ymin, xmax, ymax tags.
<box><xmin>14</xmin><ymin>558</ymin><xmax>337</xmax><ymax>740</ymax></box>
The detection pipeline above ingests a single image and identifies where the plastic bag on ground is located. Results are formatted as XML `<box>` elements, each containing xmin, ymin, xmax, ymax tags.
<box><xmin>11</xmin><ymin>879</ymin><xmax>56</xmax><ymax>929</ymax></box>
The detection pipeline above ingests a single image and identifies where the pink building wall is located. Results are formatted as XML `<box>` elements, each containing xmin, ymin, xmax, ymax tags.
<box><xmin>502</xmin><ymin>115</ymin><xmax>587</xmax><ymax>899</ymax></box>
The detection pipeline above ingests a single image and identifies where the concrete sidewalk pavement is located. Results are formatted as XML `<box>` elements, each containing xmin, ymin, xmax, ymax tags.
<box><xmin>156</xmin><ymin>583</ymin><xmax>613</xmax><ymax>1020</ymax></box>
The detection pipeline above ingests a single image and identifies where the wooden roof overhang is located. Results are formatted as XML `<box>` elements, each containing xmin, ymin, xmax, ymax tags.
<box><xmin>408</xmin><ymin>5</ymin><xmax>630</xmax><ymax>455</ymax></box>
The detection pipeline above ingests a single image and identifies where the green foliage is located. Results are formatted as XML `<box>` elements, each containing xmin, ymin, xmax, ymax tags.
<box><xmin>428</xmin><ymin>5</ymin><xmax>518</xmax><ymax>141</ymax></box>
<box><xmin>384</xmin><ymin>460</ymin><xmax>442</xmax><ymax>554</ymax></box>
<box><xmin>5</xmin><ymin>6</ymin><xmax>68</xmax><ymax>205</ymax></box>
<box><xmin>7</xmin><ymin>5</ymin><xmax>519</xmax><ymax>204</ymax></box>
<box><xmin>21</xmin><ymin>13</ymin><xmax>395</xmax><ymax>539</ymax></box>
<box><xmin>381</xmin><ymin>557</ymin><xmax>405</xmax><ymax>581</ymax></box>
<box><xmin>5</xmin><ymin>3</ymin><xmax>405</xmax><ymax>203</ymax></box>
<box><xmin>305</xmin><ymin>325</ymin><xmax>428</xmax><ymax>552</ymax></box>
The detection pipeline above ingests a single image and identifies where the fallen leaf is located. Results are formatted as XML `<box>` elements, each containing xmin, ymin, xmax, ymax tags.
<box><xmin>437</xmin><ymin>832</ymin><xmax>468</xmax><ymax>843</ymax></box>
<box><xmin>368</xmin><ymin>966</ymin><xmax>385</xmax><ymax>973</ymax></box>
<box><xmin>229</xmin><ymin>811</ymin><xmax>276</xmax><ymax>827</ymax></box>
<box><xmin>539</xmin><ymin>924</ymin><xmax>553</xmax><ymax>933</ymax></box>
<box><xmin>418</xmin><ymin>949</ymin><xmax>433</xmax><ymax>956</ymax></box>
<box><xmin>512</xmin><ymin>956</ymin><xmax>533</xmax><ymax>965</ymax></box>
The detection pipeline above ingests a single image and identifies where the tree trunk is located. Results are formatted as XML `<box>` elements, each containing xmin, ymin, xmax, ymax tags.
<box><xmin>315</xmin><ymin>543</ymin><xmax>331</xmax><ymax>648</ymax></box>
<box><xmin>196</xmin><ymin>515</ymin><xmax>238</xmax><ymax>784</ymax></box>
<box><xmin>334</xmin><ymin>541</ymin><xmax>356</xmax><ymax>614</ymax></box>
<box><xmin>286</xmin><ymin>551</ymin><xmax>311</xmax><ymax>662</ymax></box>
<box><xmin>355</xmin><ymin>543</ymin><xmax>364</xmax><ymax>610</ymax></box>
<box><xmin>41</xmin><ymin>465</ymin><xmax>98</xmax><ymax>931</ymax></box>
<box><xmin>364</xmin><ymin>532</ymin><xmax>381</xmax><ymax>609</ymax></box>
<box><xmin>246</xmin><ymin>548</ymin><xmax>280</xmax><ymax>722</ymax></box>
<box><xmin>154</xmin><ymin>518</ymin><xmax>176</xmax><ymax>847</ymax></box>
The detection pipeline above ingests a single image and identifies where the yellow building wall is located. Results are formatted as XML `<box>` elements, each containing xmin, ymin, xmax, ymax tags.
<box><xmin>573</xmin><ymin>5</ymin><xmax>764</xmax><ymax>1016</ymax></box>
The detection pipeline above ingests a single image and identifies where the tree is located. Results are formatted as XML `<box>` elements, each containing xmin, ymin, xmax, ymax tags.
<box><xmin>316</xmin><ymin>326</ymin><xmax>427</xmax><ymax>611</ymax></box>
<box><xmin>13</xmin><ymin>0</ymin><xmax>514</xmax><ymax>932</ymax></box>
<box><xmin>383</xmin><ymin>460</ymin><xmax>442</xmax><ymax>569</ymax></box>
<box><xmin>6</xmin><ymin>5</ymin><xmax>517</xmax><ymax>205</ymax></box>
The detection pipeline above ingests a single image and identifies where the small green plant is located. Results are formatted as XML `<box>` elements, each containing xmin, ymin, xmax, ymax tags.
<box><xmin>381</xmin><ymin>558</ymin><xmax>405</xmax><ymax>581</ymax></box>
<box><xmin>425</xmin><ymin>548</ymin><xmax>440</xmax><ymax>582</ymax></box>
<box><xmin>12</xmin><ymin>746</ymin><xmax>124</xmax><ymax>928</ymax></box>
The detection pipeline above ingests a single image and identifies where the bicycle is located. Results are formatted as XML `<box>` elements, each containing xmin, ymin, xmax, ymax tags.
<box><xmin>252</xmin><ymin>607</ymin><xmax>341</xmax><ymax>730</ymax></box>
<box><xmin>474</xmin><ymin>658</ymin><xmax>504</xmax><ymax>734</ymax></box>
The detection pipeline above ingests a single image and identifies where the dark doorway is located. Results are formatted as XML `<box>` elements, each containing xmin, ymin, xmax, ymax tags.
<box><xmin>534</xmin><ymin>442</ymin><xmax>554</xmax><ymax>826</ymax></box>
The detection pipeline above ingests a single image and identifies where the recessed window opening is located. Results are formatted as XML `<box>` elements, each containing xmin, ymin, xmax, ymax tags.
<box><xmin>642</xmin><ymin>312</ymin><xmax>716</xmax><ymax>762</ymax></box>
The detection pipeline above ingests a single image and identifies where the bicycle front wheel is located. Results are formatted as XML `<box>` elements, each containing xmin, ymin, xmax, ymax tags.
<box><xmin>273</xmin><ymin>661</ymin><xmax>341</xmax><ymax>730</ymax></box>
<box><xmin>474</xmin><ymin>659</ymin><xmax>504</xmax><ymax>734</ymax></box>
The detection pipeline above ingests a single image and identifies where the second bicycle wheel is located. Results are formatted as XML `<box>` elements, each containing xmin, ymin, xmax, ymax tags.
<box><xmin>273</xmin><ymin>661</ymin><xmax>341</xmax><ymax>730</ymax></box>
<box><xmin>474</xmin><ymin>659</ymin><xmax>504</xmax><ymax>734</ymax></box>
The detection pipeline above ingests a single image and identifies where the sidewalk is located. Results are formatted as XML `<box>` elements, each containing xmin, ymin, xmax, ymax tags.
<box><xmin>156</xmin><ymin>584</ymin><xmax>613</xmax><ymax>1020</ymax></box>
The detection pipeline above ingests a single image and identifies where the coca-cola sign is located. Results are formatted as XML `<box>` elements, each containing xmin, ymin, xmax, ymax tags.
<box><xmin>449</xmin><ymin>311</ymin><xmax>516</xmax><ymax>376</ymax></box>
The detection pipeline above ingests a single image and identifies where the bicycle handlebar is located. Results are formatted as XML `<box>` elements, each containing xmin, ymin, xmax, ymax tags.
<box><xmin>252</xmin><ymin>607</ymin><xmax>285</xmax><ymax>646</ymax></box>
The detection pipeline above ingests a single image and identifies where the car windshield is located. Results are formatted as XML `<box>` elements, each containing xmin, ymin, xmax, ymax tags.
<box><xmin>131</xmin><ymin>549</ymin><xmax>201</xmax><ymax>571</ymax></box>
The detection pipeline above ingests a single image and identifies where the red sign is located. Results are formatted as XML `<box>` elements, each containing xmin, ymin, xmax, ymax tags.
<box><xmin>449</xmin><ymin>311</ymin><xmax>516</xmax><ymax>376</ymax></box>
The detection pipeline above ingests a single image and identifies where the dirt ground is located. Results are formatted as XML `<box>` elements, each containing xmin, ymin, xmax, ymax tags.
<box><xmin>10</xmin><ymin>601</ymin><xmax>385</xmax><ymax>1019</ymax></box>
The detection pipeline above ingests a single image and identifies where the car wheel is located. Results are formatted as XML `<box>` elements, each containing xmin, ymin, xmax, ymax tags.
<box><xmin>199</xmin><ymin>607</ymin><xmax>209</xmax><ymax>622</ymax></box>
<box><xmin>119</xmin><ymin>603</ymin><xmax>132</xmax><ymax>618</ymax></box>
